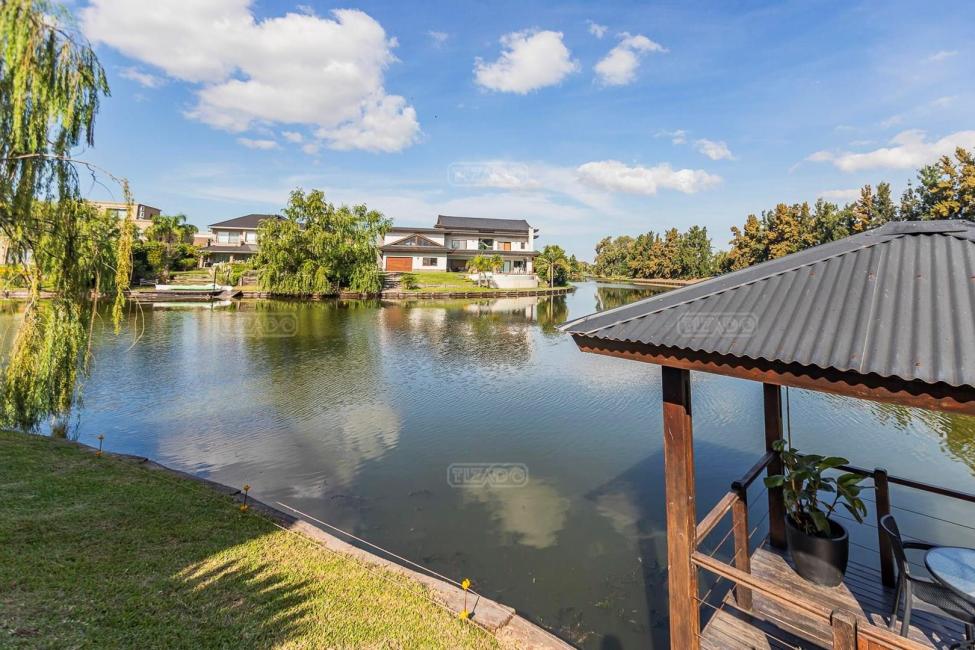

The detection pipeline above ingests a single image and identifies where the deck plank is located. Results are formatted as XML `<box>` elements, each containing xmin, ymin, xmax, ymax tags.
<box><xmin>700</xmin><ymin>544</ymin><xmax>968</xmax><ymax>649</ymax></box>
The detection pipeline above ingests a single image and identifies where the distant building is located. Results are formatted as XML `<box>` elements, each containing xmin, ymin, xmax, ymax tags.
<box><xmin>89</xmin><ymin>200</ymin><xmax>161</xmax><ymax>238</ymax></box>
<box><xmin>379</xmin><ymin>215</ymin><xmax>539</xmax><ymax>274</ymax></box>
<box><xmin>202</xmin><ymin>214</ymin><xmax>283</xmax><ymax>265</ymax></box>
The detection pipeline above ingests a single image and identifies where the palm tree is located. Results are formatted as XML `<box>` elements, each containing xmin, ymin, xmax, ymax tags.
<box><xmin>535</xmin><ymin>245</ymin><xmax>570</xmax><ymax>288</ymax></box>
<box><xmin>466</xmin><ymin>255</ymin><xmax>492</xmax><ymax>287</ymax></box>
<box><xmin>489</xmin><ymin>254</ymin><xmax>504</xmax><ymax>276</ymax></box>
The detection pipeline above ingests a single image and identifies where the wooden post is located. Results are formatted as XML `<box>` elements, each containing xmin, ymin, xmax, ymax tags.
<box><xmin>875</xmin><ymin>468</ymin><xmax>895</xmax><ymax>588</ymax></box>
<box><xmin>731</xmin><ymin>485</ymin><xmax>752</xmax><ymax>611</ymax></box>
<box><xmin>763</xmin><ymin>383</ymin><xmax>787</xmax><ymax>549</ymax></box>
<box><xmin>830</xmin><ymin>609</ymin><xmax>858</xmax><ymax>649</ymax></box>
<box><xmin>662</xmin><ymin>366</ymin><xmax>700</xmax><ymax>650</ymax></box>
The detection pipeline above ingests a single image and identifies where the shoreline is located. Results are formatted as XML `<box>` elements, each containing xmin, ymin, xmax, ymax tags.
<box><xmin>1</xmin><ymin>286</ymin><xmax>576</xmax><ymax>301</ymax></box>
<box><xmin>36</xmin><ymin>434</ymin><xmax>573</xmax><ymax>649</ymax></box>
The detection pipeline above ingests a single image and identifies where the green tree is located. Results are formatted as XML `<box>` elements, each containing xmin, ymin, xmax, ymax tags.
<box><xmin>0</xmin><ymin>0</ymin><xmax>128</xmax><ymax>430</ymax></box>
<box><xmin>535</xmin><ymin>245</ymin><xmax>571</xmax><ymax>287</ymax></box>
<box><xmin>849</xmin><ymin>185</ymin><xmax>874</xmax><ymax>233</ymax></box>
<box><xmin>677</xmin><ymin>226</ymin><xmax>714</xmax><ymax>278</ymax></box>
<box><xmin>727</xmin><ymin>214</ymin><xmax>767</xmax><ymax>270</ymax></box>
<box><xmin>766</xmin><ymin>203</ymin><xmax>815</xmax><ymax>259</ymax></box>
<box><xmin>812</xmin><ymin>199</ymin><xmax>847</xmax><ymax>243</ymax></box>
<box><xmin>142</xmin><ymin>213</ymin><xmax>199</xmax><ymax>280</ymax></box>
<box><xmin>488</xmin><ymin>254</ymin><xmax>504</xmax><ymax>276</ymax></box>
<box><xmin>898</xmin><ymin>181</ymin><xmax>920</xmax><ymax>221</ymax></box>
<box><xmin>872</xmin><ymin>182</ymin><xmax>896</xmax><ymax>226</ymax></box>
<box><xmin>255</xmin><ymin>189</ymin><xmax>390</xmax><ymax>296</ymax></box>
<box><xmin>465</xmin><ymin>255</ymin><xmax>491</xmax><ymax>287</ymax></box>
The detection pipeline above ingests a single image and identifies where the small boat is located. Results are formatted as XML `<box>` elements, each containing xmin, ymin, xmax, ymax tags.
<box><xmin>130</xmin><ymin>284</ymin><xmax>241</xmax><ymax>302</ymax></box>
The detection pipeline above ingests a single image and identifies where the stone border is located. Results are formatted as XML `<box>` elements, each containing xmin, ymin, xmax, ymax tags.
<box><xmin>51</xmin><ymin>436</ymin><xmax>573</xmax><ymax>649</ymax></box>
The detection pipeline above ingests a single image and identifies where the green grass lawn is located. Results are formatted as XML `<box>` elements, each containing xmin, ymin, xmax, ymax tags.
<box><xmin>0</xmin><ymin>431</ymin><xmax>498</xmax><ymax>649</ymax></box>
<box><xmin>404</xmin><ymin>272</ymin><xmax>566</xmax><ymax>293</ymax></box>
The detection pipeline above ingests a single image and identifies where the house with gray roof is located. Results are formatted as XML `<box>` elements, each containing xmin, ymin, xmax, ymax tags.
<box><xmin>202</xmin><ymin>213</ymin><xmax>283</xmax><ymax>265</ymax></box>
<box><xmin>379</xmin><ymin>215</ymin><xmax>539</xmax><ymax>276</ymax></box>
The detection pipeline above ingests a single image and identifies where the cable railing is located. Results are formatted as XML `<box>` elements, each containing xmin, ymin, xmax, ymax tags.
<box><xmin>690</xmin><ymin>450</ymin><xmax>975</xmax><ymax>649</ymax></box>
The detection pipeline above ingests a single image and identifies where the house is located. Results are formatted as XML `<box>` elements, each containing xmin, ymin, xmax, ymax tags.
<box><xmin>202</xmin><ymin>214</ymin><xmax>282</xmax><ymax>265</ymax></box>
<box><xmin>379</xmin><ymin>215</ymin><xmax>539</xmax><ymax>274</ymax></box>
<box><xmin>89</xmin><ymin>200</ymin><xmax>160</xmax><ymax>238</ymax></box>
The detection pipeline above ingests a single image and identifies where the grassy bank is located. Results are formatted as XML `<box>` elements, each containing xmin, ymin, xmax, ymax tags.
<box><xmin>0</xmin><ymin>431</ymin><xmax>497</xmax><ymax>649</ymax></box>
<box><xmin>405</xmin><ymin>272</ymin><xmax>569</xmax><ymax>293</ymax></box>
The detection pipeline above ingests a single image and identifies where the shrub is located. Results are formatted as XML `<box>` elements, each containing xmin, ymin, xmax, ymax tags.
<box><xmin>400</xmin><ymin>272</ymin><xmax>418</xmax><ymax>290</ymax></box>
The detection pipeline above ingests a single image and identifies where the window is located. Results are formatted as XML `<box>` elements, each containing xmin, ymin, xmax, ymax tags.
<box><xmin>518</xmin><ymin>242</ymin><xmax>525</xmax><ymax>250</ymax></box>
<box><xmin>450</xmin><ymin>239</ymin><xmax>464</xmax><ymax>249</ymax></box>
<box><xmin>422</xmin><ymin>258</ymin><xmax>438</xmax><ymax>266</ymax></box>
<box><xmin>217</xmin><ymin>230</ymin><xmax>231</xmax><ymax>243</ymax></box>
<box><xmin>245</xmin><ymin>231</ymin><xmax>258</xmax><ymax>244</ymax></box>
<box><xmin>478</xmin><ymin>238</ymin><xmax>494</xmax><ymax>251</ymax></box>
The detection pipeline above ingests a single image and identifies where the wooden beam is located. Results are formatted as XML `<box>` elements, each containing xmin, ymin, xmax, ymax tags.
<box><xmin>731</xmin><ymin>488</ymin><xmax>752</xmax><ymax>611</ymax></box>
<box><xmin>830</xmin><ymin>609</ymin><xmax>858</xmax><ymax>650</ymax></box>
<box><xmin>572</xmin><ymin>336</ymin><xmax>975</xmax><ymax>416</ymax></box>
<box><xmin>661</xmin><ymin>366</ymin><xmax>700</xmax><ymax>650</ymax></box>
<box><xmin>764</xmin><ymin>384</ymin><xmax>787</xmax><ymax>549</ymax></box>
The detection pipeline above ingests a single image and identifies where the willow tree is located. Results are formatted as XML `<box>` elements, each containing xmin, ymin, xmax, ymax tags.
<box><xmin>255</xmin><ymin>189</ymin><xmax>390</xmax><ymax>296</ymax></box>
<box><xmin>0</xmin><ymin>0</ymin><xmax>128</xmax><ymax>430</ymax></box>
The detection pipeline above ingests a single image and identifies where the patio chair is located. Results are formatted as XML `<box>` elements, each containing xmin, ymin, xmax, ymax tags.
<box><xmin>880</xmin><ymin>514</ymin><xmax>975</xmax><ymax>647</ymax></box>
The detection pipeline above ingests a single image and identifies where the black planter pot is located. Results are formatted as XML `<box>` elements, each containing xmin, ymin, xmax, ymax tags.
<box><xmin>785</xmin><ymin>516</ymin><xmax>849</xmax><ymax>587</ymax></box>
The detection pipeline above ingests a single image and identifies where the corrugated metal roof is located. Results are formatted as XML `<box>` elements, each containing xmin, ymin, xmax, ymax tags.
<box><xmin>562</xmin><ymin>220</ymin><xmax>975</xmax><ymax>388</ymax></box>
<box><xmin>435</xmin><ymin>215</ymin><xmax>532</xmax><ymax>231</ymax></box>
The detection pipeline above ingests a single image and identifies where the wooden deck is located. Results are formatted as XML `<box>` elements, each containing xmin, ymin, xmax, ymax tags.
<box><xmin>700</xmin><ymin>545</ymin><xmax>969</xmax><ymax>649</ymax></box>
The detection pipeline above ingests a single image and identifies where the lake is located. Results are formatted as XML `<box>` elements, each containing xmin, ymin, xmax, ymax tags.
<box><xmin>8</xmin><ymin>281</ymin><xmax>975</xmax><ymax>648</ymax></box>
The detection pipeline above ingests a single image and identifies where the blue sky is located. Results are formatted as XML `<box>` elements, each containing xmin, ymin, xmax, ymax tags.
<box><xmin>76</xmin><ymin>0</ymin><xmax>974</xmax><ymax>259</ymax></box>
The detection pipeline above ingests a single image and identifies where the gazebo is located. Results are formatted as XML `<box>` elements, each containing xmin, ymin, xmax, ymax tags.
<box><xmin>561</xmin><ymin>220</ymin><xmax>975</xmax><ymax>649</ymax></box>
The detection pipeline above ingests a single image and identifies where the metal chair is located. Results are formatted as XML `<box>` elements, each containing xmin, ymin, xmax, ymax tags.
<box><xmin>880</xmin><ymin>514</ymin><xmax>975</xmax><ymax>648</ymax></box>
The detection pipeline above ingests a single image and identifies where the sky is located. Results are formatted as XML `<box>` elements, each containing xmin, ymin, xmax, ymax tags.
<box><xmin>73</xmin><ymin>0</ymin><xmax>975</xmax><ymax>259</ymax></box>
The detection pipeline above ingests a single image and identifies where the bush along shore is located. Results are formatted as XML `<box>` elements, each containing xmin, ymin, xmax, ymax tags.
<box><xmin>0</xmin><ymin>431</ymin><xmax>569</xmax><ymax>649</ymax></box>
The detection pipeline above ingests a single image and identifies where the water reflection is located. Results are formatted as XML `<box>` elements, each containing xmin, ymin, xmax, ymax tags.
<box><xmin>4</xmin><ymin>282</ymin><xmax>974</xmax><ymax>650</ymax></box>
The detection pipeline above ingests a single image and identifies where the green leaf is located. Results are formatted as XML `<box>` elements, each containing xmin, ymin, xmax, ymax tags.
<box><xmin>809</xmin><ymin>510</ymin><xmax>830</xmax><ymax>534</ymax></box>
<box><xmin>764</xmin><ymin>475</ymin><xmax>785</xmax><ymax>488</ymax></box>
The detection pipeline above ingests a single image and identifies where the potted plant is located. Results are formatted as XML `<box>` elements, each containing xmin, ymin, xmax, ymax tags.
<box><xmin>764</xmin><ymin>441</ymin><xmax>868</xmax><ymax>587</ymax></box>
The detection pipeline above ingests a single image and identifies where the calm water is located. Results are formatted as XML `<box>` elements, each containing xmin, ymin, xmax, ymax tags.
<box><xmin>6</xmin><ymin>282</ymin><xmax>975</xmax><ymax>648</ymax></box>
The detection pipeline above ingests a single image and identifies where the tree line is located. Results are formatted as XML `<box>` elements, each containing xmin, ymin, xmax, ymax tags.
<box><xmin>593</xmin><ymin>147</ymin><xmax>975</xmax><ymax>279</ymax></box>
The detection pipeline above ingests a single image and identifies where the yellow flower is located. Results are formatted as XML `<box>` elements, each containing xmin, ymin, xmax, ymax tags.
<box><xmin>461</xmin><ymin>578</ymin><xmax>471</xmax><ymax>591</ymax></box>
<box><xmin>243</xmin><ymin>484</ymin><xmax>251</xmax><ymax>492</ymax></box>
<box><xmin>239</xmin><ymin>504</ymin><xmax>249</xmax><ymax>512</ymax></box>
<box><xmin>459</xmin><ymin>610</ymin><xmax>469</xmax><ymax>620</ymax></box>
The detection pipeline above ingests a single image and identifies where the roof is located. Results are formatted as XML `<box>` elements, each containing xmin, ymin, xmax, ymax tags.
<box><xmin>562</xmin><ymin>220</ymin><xmax>975</xmax><ymax>389</ymax></box>
<box><xmin>435</xmin><ymin>215</ymin><xmax>532</xmax><ymax>232</ymax></box>
<box><xmin>209</xmin><ymin>214</ymin><xmax>282</xmax><ymax>229</ymax></box>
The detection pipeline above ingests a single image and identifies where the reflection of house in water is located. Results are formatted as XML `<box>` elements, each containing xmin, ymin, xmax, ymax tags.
<box><xmin>376</xmin><ymin>299</ymin><xmax>540</xmax><ymax>369</ymax></box>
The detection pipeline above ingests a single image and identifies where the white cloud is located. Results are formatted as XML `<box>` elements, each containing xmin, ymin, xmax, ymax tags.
<box><xmin>928</xmin><ymin>50</ymin><xmax>958</xmax><ymax>62</ymax></box>
<box><xmin>807</xmin><ymin>129</ymin><xmax>975</xmax><ymax>172</ymax></box>
<box><xmin>474</xmin><ymin>29</ymin><xmax>579</xmax><ymax>94</ymax></box>
<box><xmin>594</xmin><ymin>33</ymin><xmax>667</xmax><ymax>86</ymax></box>
<box><xmin>930</xmin><ymin>95</ymin><xmax>956</xmax><ymax>109</ymax></box>
<box><xmin>820</xmin><ymin>188</ymin><xmax>860</xmax><ymax>202</ymax></box>
<box><xmin>428</xmin><ymin>30</ymin><xmax>448</xmax><ymax>46</ymax></box>
<box><xmin>82</xmin><ymin>2</ymin><xmax>420</xmax><ymax>153</ymax></box>
<box><xmin>587</xmin><ymin>21</ymin><xmax>608</xmax><ymax>39</ymax></box>
<box><xmin>119</xmin><ymin>66</ymin><xmax>165</xmax><ymax>88</ymax></box>
<box><xmin>576</xmin><ymin>160</ymin><xmax>721</xmax><ymax>195</ymax></box>
<box><xmin>656</xmin><ymin>129</ymin><xmax>687</xmax><ymax>145</ymax></box>
<box><xmin>694</xmin><ymin>138</ymin><xmax>734</xmax><ymax>161</ymax></box>
<box><xmin>237</xmin><ymin>137</ymin><xmax>279</xmax><ymax>150</ymax></box>
<box><xmin>281</xmin><ymin>131</ymin><xmax>304</xmax><ymax>144</ymax></box>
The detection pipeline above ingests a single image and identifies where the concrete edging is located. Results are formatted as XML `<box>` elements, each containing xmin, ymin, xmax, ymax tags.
<box><xmin>54</xmin><ymin>437</ymin><xmax>573</xmax><ymax>649</ymax></box>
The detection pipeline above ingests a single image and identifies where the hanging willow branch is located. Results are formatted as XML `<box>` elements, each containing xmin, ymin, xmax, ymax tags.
<box><xmin>0</xmin><ymin>0</ymin><xmax>128</xmax><ymax>430</ymax></box>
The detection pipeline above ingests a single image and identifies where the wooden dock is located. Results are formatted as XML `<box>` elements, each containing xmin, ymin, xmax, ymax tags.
<box><xmin>700</xmin><ymin>545</ymin><xmax>967</xmax><ymax>649</ymax></box>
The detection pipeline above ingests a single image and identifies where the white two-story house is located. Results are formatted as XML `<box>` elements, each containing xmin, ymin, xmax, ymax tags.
<box><xmin>379</xmin><ymin>215</ymin><xmax>539</xmax><ymax>274</ymax></box>
<box><xmin>201</xmin><ymin>214</ymin><xmax>283</xmax><ymax>265</ymax></box>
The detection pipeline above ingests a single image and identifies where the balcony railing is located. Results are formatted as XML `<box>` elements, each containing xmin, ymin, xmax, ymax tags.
<box><xmin>693</xmin><ymin>450</ymin><xmax>975</xmax><ymax>649</ymax></box>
